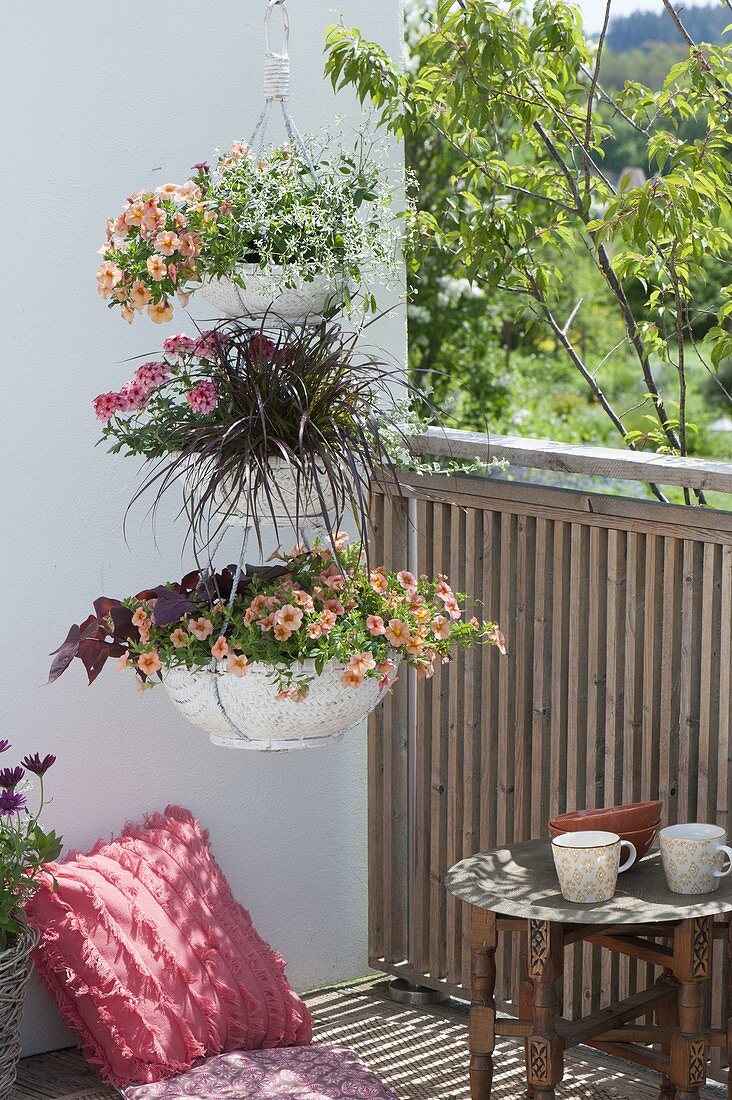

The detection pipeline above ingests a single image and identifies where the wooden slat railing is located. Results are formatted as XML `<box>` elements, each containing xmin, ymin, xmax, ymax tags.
<box><xmin>411</xmin><ymin>428</ymin><xmax>732</xmax><ymax>494</ymax></box>
<box><xmin>368</xmin><ymin>437</ymin><xmax>732</xmax><ymax>1081</ymax></box>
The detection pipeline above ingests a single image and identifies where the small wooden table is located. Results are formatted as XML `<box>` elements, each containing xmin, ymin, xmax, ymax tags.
<box><xmin>445</xmin><ymin>841</ymin><xmax>732</xmax><ymax>1100</ymax></box>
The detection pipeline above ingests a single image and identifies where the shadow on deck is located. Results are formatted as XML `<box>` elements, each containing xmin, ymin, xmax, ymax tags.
<box><xmin>12</xmin><ymin>980</ymin><xmax>725</xmax><ymax>1099</ymax></box>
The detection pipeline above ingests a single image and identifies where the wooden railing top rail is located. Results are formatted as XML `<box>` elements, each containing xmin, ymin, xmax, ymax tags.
<box><xmin>411</xmin><ymin>427</ymin><xmax>732</xmax><ymax>495</ymax></box>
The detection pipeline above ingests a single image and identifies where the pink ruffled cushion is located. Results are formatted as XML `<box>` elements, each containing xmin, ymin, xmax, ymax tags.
<box><xmin>121</xmin><ymin>1046</ymin><xmax>399</xmax><ymax>1099</ymax></box>
<box><xmin>27</xmin><ymin>806</ymin><xmax>311</xmax><ymax>1086</ymax></box>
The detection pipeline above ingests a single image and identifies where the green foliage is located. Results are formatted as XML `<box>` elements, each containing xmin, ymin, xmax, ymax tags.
<box><xmin>325</xmin><ymin>0</ymin><xmax>732</xmax><ymax>495</ymax></box>
<box><xmin>0</xmin><ymin>754</ymin><xmax>62</xmax><ymax>951</ymax></box>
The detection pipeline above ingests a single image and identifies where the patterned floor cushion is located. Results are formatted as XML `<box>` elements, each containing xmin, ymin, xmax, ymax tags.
<box><xmin>120</xmin><ymin>1046</ymin><xmax>399</xmax><ymax>1100</ymax></box>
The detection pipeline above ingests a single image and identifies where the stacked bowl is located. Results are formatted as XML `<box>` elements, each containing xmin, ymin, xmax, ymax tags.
<box><xmin>549</xmin><ymin>800</ymin><xmax>662</xmax><ymax>862</ymax></box>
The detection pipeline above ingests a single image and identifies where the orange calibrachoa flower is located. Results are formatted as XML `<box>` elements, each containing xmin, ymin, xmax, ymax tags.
<box><xmin>137</xmin><ymin>650</ymin><xmax>162</xmax><ymax>676</ymax></box>
<box><xmin>51</xmin><ymin>538</ymin><xmax>503</xmax><ymax>697</ymax></box>
<box><xmin>227</xmin><ymin>653</ymin><xmax>249</xmax><ymax>676</ymax></box>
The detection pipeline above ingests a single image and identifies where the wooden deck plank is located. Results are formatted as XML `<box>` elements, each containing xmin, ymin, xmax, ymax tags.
<box><xmin>12</xmin><ymin>981</ymin><xmax>725</xmax><ymax>1100</ymax></box>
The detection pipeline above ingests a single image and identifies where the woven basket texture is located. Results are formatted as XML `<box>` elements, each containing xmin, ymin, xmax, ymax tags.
<box><xmin>163</xmin><ymin>656</ymin><xmax>399</xmax><ymax>748</ymax></box>
<box><xmin>0</xmin><ymin>928</ymin><xmax>38</xmax><ymax>1100</ymax></box>
<box><xmin>199</xmin><ymin>266</ymin><xmax>342</xmax><ymax>322</ymax></box>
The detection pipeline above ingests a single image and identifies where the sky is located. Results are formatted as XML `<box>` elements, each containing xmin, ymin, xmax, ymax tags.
<box><xmin>578</xmin><ymin>0</ymin><xmax>714</xmax><ymax>33</ymax></box>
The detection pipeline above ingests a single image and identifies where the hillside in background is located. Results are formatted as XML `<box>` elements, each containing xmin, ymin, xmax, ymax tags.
<box><xmin>606</xmin><ymin>2</ymin><xmax>728</xmax><ymax>51</ymax></box>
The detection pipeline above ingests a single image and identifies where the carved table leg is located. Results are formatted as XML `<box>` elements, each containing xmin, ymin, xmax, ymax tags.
<box><xmin>655</xmin><ymin>972</ymin><xmax>679</xmax><ymax>1100</ymax></box>
<box><xmin>670</xmin><ymin>916</ymin><xmax>712</xmax><ymax>1100</ymax></box>
<box><xmin>470</xmin><ymin>907</ymin><xmax>497</xmax><ymax>1100</ymax></box>
<box><xmin>519</xmin><ymin>963</ymin><xmax>535</xmax><ymax>1098</ymax></box>
<box><xmin>527</xmin><ymin>919</ymin><xmax>564</xmax><ymax>1100</ymax></box>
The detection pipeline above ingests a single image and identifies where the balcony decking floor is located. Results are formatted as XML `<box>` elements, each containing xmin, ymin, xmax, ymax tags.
<box><xmin>12</xmin><ymin>979</ymin><xmax>725</xmax><ymax>1100</ymax></box>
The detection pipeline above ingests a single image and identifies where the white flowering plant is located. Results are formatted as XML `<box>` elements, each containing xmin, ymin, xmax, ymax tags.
<box><xmin>98</xmin><ymin>133</ymin><xmax>405</xmax><ymax>324</ymax></box>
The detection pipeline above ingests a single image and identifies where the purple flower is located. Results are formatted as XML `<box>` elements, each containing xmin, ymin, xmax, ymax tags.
<box><xmin>21</xmin><ymin>753</ymin><xmax>56</xmax><ymax>776</ymax></box>
<box><xmin>0</xmin><ymin>740</ymin><xmax>9</xmax><ymax>753</ymax></box>
<box><xmin>0</xmin><ymin>790</ymin><xmax>26</xmax><ymax>815</ymax></box>
<box><xmin>191</xmin><ymin>160</ymin><xmax>210</xmax><ymax>174</ymax></box>
<box><xmin>0</xmin><ymin>767</ymin><xmax>25</xmax><ymax>789</ymax></box>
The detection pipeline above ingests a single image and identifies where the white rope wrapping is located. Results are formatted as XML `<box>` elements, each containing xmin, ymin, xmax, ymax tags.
<box><xmin>263</xmin><ymin>52</ymin><xmax>290</xmax><ymax>100</ymax></box>
<box><xmin>249</xmin><ymin>0</ymin><xmax>319</xmax><ymax>186</ymax></box>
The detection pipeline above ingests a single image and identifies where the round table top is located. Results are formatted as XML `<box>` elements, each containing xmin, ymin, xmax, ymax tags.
<box><xmin>445</xmin><ymin>841</ymin><xmax>732</xmax><ymax>924</ymax></box>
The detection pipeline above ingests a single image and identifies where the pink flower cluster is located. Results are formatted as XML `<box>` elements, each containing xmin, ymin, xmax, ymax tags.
<box><xmin>92</xmin><ymin>360</ymin><xmax>170</xmax><ymax>422</ymax></box>
<box><xmin>162</xmin><ymin>330</ymin><xmax>222</xmax><ymax>363</ymax></box>
<box><xmin>185</xmin><ymin>379</ymin><xmax>218</xmax><ymax>414</ymax></box>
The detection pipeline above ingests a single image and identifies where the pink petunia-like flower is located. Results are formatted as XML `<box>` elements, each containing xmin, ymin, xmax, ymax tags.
<box><xmin>138</xmin><ymin>649</ymin><xmax>162</xmax><ymax>677</ymax></box>
<box><xmin>170</xmin><ymin>627</ymin><xmax>188</xmax><ymax>648</ymax></box>
<box><xmin>346</xmin><ymin>651</ymin><xmax>376</xmax><ymax>677</ymax></box>
<box><xmin>155</xmin><ymin>183</ymin><xmax>182</xmax><ymax>198</ymax></box>
<box><xmin>293</xmin><ymin>590</ymin><xmax>315</xmax><ymax>612</ymax></box>
<box><xmin>384</xmin><ymin>619</ymin><xmax>411</xmax><ymax>647</ymax></box>
<box><xmin>227</xmin><ymin>653</ymin><xmax>249</xmax><ymax>676</ymax></box>
<box><xmin>275</xmin><ymin>684</ymin><xmax>309</xmax><ymax>703</ymax></box>
<box><xmin>186</xmin><ymin>380</ymin><xmax>218</xmax><ymax>414</ymax></box>
<box><xmin>96</xmin><ymin>261</ymin><xmax>123</xmax><ymax>298</ymax></box>
<box><xmin>319</xmin><ymin>610</ymin><xmax>337</xmax><ymax>634</ymax></box>
<box><xmin>435</xmin><ymin>579</ymin><xmax>454</xmax><ymax>603</ymax></box>
<box><xmin>323</xmin><ymin>598</ymin><xmax>345</xmax><ymax>616</ymax></box>
<box><xmin>341</xmin><ymin>667</ymin><xmax>365</xmax><ymax>688</ymax></box>
<box><xmin>154</xmin><ymin>230</ymin><xmax>180</xmax><ymax>256</ymax></box>
<box><xmin>129</xmin><ymin>280</ymin><xmax>151</xmax><ymax>311</ymax></box>
<box><xmin>148</xmin><ymin>300</ymin><xmax>174</xmax><ymax>324</ymax></box>
<box><xmin>93</xmin><ymin>391</ymin><xmax>124</xmax><ymax>422</ymax></box>
<box><xmin>443</xmin><ymin>597</ymin><xmax>462</xmax><ymax>621</ymax></box>
<box><xmin>431</xmin><ymin>615</ymin><xmax>451</xmax><ymax>640</ymax></box>
<box><xmin>366</xmin><ymin>614</ymin><xmax>386</xmax><ymax>636</ymax></box>
<box><xmin>146</xmin><ymin>254</ymin><xmax>168</xmax><ymax>282</ymax></box>
<box><xmin>134</xmin><ymin>360</ymin><xmax>170</xmax><ymax>389</ymax></box>
<box><xmin>178</xmin><ymin>232</ymin><xmax>202</xmax><ymax>259</ymax></box>
<box><xmin>211</xmin><ymin>636</ymin><xmax>229</xmax><ymax>661</ymax></box>
<box><xmin>124</xmin><ymin>202</ymin><xmax>145</xmax><ymax>228</ymax></box>
<box><xmin>397</xmin><ymin>570</ymin><xmax>418</xmax><ymax>593</ymax></box>
<box><xmin>274</xmin><ymin>604</ymin><xmax>304</xmax><ymax>632</ymax></box>
<box><xmin>370</xmin><ymin>570</ymin><xmax>389</xmax><ymax>595</ymax></box>
<box><xmin>189</xmin><ymin>616</ymin><xmax>214</xmax><ymax>641</ymax></box>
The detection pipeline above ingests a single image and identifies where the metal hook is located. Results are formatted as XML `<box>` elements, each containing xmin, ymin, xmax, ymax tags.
<box><xmin>264</xmin><ymin>0</ymin><xmax>289</xmax><ymax>57</ymax></box>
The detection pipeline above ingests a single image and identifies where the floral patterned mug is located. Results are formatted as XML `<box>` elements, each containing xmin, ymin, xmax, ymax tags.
<box><xmin>551</xmin><ymin>830</ymin><xmax>637</xmax><ymax>903</ymax></box>
<box><xmin>660</xmin><ymin>824</ymin><xmax>732</xmax><ymax>894</ymax></box>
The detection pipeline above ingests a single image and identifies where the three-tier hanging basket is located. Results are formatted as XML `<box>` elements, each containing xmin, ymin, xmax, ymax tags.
<box><xmin>163</xmin><ymin>656</ymin><xmax>400</xmax><ymax>751</ymax></box>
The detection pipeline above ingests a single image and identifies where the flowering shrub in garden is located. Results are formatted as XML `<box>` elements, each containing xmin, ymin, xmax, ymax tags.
<box><xmin>0</xmin><ymin>743</ymin><xmax>61</xmax><ymax>949</ymax></box>
<box><xmin>98</xmin><ymin>136</ymin><xmax>403</xmax><ymax>323</ymax></box>
<box><xmin>49</xmin><ymin>539</ymin><xmax>505</xmax><ymax>698</ymax></box>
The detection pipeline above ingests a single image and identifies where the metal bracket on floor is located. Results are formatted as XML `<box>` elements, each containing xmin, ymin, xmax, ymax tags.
<box><xmin>388</xmin><ymin>978</ymin><xmax>448</xmax><ymax>1006</ymax></box>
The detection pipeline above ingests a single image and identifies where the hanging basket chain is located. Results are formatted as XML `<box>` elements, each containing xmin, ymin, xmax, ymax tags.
<box><xmin>249</xmin><ymin>0</ymin><xmax>319</xmax><ymax>185</ymax></box>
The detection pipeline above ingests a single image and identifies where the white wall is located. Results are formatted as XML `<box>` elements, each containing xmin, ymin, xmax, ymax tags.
<box><xmin>0</xmin><ymin>1</ymin><xmax>404</xmax><ymax>1056</ymax></box>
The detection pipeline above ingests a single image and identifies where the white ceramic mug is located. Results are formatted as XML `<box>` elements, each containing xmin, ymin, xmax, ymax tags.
<box><xmin>551</xmin><ymin>830</ymin><xmax>637</xmax><ymax>903</ymax></box>
<box><xmin>660</xmin><ymin>823</ymin><xmax>732</xmax><ymax>894</ymax></box>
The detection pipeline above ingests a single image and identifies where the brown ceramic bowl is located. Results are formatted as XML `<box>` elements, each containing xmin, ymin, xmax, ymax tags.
<box><xmin>549</xmin><ymin>800</ymin><xmax>662</xmax><ymax>835</ymax></box>
<box><xmin>549</xmin><ymin>820</ymin><xmax>660</xmax><ymax>861</ymax></box>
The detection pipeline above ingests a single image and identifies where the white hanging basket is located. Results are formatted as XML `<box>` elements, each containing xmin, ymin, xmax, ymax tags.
<box><xmin>162</xmin><ymin>655</ymin><xmax>400</xmax><ymax>751</ymax></box>
<box><xmin>199</xmin><ymin>266</ymin><xmax>346</xmax><ymax>324</ymax></box>
<box><xmin>214</xmin><ymin>457</ymin><xmax>351</xmax><ymax>531</ymax></box>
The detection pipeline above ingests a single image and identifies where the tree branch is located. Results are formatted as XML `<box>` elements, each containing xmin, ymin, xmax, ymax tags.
<box><xmin>584</xmin><ymin>0</ymin><xmax>612</xmax><ymax>197</ymax></box>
